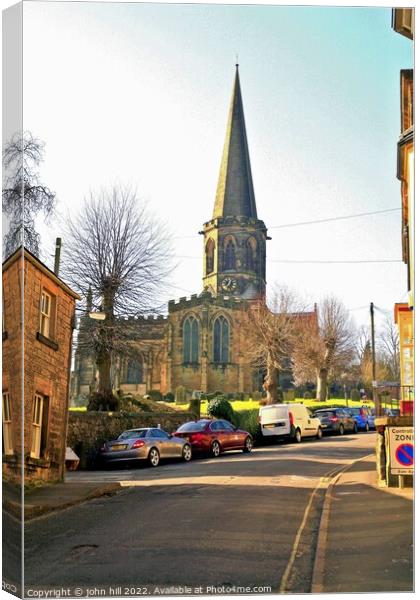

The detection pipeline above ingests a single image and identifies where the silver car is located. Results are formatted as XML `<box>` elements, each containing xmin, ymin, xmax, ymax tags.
<box><xmin>99</xmin><ymin>427</ymin><xmax>192</xmax><ymax>467</ymax></box>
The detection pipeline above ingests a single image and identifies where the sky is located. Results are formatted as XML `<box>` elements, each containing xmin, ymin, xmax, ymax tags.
<box><xmin>15</xmin><ymin>0</ymin><xmax>414</xmax><ymax>330</ymax></box>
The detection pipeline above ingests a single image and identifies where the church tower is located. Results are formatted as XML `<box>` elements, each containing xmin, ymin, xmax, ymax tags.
<box><xmin>201</xmin><ymin>65</ymin><xmax>269</xmax><ymax>300</ymax></box>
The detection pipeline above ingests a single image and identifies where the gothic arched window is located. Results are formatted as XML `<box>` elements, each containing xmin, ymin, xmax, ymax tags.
<box><xmin>245</xmin><ymin>237</ymin><xmax>258</xmax><ymax>271</ymax></box>
<box><xmin>206</xmin><ymin>239</ymin><xmax>215</xmax><ymax>275</ymax></box>
<box><xmin>224</xmin><ymin>239</ymin><xmax>236</xmax><ymax>270</ymax></box>
<box><xmin>183</xmin><ymin>316</ymin><xmax>200</xmax><ymax>364</ymax></box>
<box><xmin>213</xmin><ymin>315</ymin><xmax>229</xmax><ymax>363</ymax></box>
<box><xmin>126</xmin><ymin>359</ymin><xmax>143</xmax><ymax>384</ymax></box>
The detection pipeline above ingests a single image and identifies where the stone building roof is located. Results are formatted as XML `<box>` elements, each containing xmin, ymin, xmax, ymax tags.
<box><xmin>213</xmin><ymin>66</ymin><xmax>257</xmax><ymax>220</ymax></box>
<box><xmin>2</xmin><ymin>246</ymin><xmax>80</xmax><ymax>300</ymax></box>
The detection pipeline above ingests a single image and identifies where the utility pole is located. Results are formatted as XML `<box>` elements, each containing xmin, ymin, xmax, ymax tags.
<box><xmin>370</xmin><ymin>302</ymin><xmax>379</xmax><ymax>415</ymax></box>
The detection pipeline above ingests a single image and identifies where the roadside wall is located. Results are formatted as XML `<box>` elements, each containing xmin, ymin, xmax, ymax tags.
<box><xmin>67</xmin><ymin>411</ymin><xmax>195</xmax><ymax>469</ymax></box>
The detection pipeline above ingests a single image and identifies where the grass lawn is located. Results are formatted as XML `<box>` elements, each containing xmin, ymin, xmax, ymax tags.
<box><xmin>161</xmin><ymin>397</ymin><xmax>376</xmax><ymax>417</ymax></box>
<box><xmin>71</xmin><ymin>396</ymin><xmax>393</xmax><ymax>416</ymax></box>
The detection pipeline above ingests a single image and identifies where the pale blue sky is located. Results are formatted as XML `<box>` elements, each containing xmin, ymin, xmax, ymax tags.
<box><xmin>20</xmin><ymin>1</ymin><xmax>413</xmax><ymax>328</ymax></box>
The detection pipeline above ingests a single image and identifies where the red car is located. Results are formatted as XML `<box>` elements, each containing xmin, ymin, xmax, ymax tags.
<box><xmin>173</xmin><ymin>418</ymin><xmax>253</xmax><ymax>457</ymax></box>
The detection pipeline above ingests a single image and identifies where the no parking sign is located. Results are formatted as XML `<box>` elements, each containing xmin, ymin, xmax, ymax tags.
<box><xmin>389</xmin><ymin>427</ymin><xmax>414</xmax><ymax>475</ymax></box>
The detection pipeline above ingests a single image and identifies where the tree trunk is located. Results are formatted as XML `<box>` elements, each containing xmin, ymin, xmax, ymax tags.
<box><xmin>97</xmin><ymin>349</ymin><xmax>112</xmax><ymax>394</ymax></box>
<box><xmin>96</xmin><ymin>283</ymin><xmax>115</xmax><ymax>395</ymax></box>
<box><xmin>264</xmin><ymin>363</ymin><xmax>279</xmax><ymax>404</ymax></box>
<box><xmin>316</xmin><ymin>368</ymin><xmax>328</xmax><ymax>401</ymax></box>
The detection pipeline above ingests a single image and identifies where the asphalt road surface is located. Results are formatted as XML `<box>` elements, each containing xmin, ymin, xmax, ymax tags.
<box><xmin>24</xmin><ymin>433</ymin><xmax>376</xmax><ymax>594</ymax></box>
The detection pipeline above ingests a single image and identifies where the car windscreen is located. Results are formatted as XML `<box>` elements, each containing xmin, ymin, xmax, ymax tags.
<box><xmin>177</xmin><ymin>421</ymin><xmax>209</xmax><ymax>432</ymax></box>
<box><xmin>315</xmin><ymin>411</ymin><xmax>335</xmax><ymax>418</ymax></box>
<box><xmin>118</xmin><ymin>430</ymin><xmax>147</xmax><ymax>440</ymax></box>
<box><xmin>347</xmin><ymin>408</ymin><xmax>359</xmax><ymax>415</ymax></box>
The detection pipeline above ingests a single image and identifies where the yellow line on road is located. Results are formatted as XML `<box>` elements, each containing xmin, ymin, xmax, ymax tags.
<box><xmin>278</xmin><ymin>474</ymin><xmax>330</xmax><ymax>593</ymax></box>
<box><xmin>278</xmin><ymin>457</ymin><xmax>372</xmax><ymax>594</ymax></box>
<box><xmin>311</xmin><ymin>454</ymin><xmax>374</xmax><ymax>593</ymax></box>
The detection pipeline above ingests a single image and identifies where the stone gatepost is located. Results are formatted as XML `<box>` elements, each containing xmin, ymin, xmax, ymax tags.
<box><xmin>375</xmin><ymin>415</ymin><xmax>414</xmax><ymax>488</ymax></box>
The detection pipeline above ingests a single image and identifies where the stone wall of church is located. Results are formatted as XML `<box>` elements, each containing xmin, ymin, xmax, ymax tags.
<box><xmin>165</xmin><ymin>293</ymin><xmax>256</xmax><ymax>395</ymax></box>
<box><xmin>72</xmin><ymin>295</ymin><xmax>259</xmax><ymax>400</ymax></box>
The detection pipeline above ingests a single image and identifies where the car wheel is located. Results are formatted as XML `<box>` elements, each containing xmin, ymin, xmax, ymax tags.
<box><xmin>210</xmin><ymin>440</ymin><xmax>221</xmax><ymax>458</ymax></box>
<box><xmin>147</xmin><ymin>447</ymin><xmax>160</xmax><ymax>467</ymax></box>
<box><xmin>243</xmin><ymin>436</ymin><xmax>253</xmax><ymax>453</ymax></box>
<box><xmin>182</xmin><ymin>444</ymin><xmax>192</xmax><ymax>462</ymax></box>
<box><xmin>338</xmin><ymin>424</ymin><xmax>345</xmax><ymax>435</ymax></box>
<box><xmin>316</xmin><ymin>427</ymin><xmax>323</xmax><ymax>440</ymax></box>
<box><xmin>365</xmin><ymin>423</ymin><xmax>370</xmax><ymax>432</ymax></box>
<box><xmin>294</xmin><ymin>428</ymin><xmax>302</xmax><ymax>443</ymax></box>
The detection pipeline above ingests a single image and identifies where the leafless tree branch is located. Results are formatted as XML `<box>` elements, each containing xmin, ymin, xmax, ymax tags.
<box><xmin>62</xmin><ymin>185</ymin><xmax>173</xmax><ymax>394</ymax></box>
<box><xmin>2</xmin><ymin>131</ymin><xmax>56</xmax><ymax>257</ymax></box>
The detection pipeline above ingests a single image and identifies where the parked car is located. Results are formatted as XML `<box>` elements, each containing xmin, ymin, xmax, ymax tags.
<box><xmin>346</xmin><ymin>406</ymin><xmax>371</xmax><ymax>432</ymax></box>
<box><xmin>99</xmin><ymin>427</ymin><xmax>192</xmax><ymax>467</ymax></box>
<box><xmin>365</xmin><ymin>408</ymin><xmax>376</xmax><ymax>430</ymax></box>
<box><xmin>173</xmin><ymin>418</ymin><xmax>253</xmax><ymax>457</ymax></box>
<box><xmin>259</xmin><ymin>403</ymin><xmax>322</xmax><ymax>443</ymax></box>
<box><xmin>313</xmin><ymin>408</ymin><xmax>357</xmax><ymax>435</ymax></box>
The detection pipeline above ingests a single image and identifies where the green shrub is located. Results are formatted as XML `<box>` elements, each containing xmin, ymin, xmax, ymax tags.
<box><xmin>235</xmin><ymin>409</ymin><xmax>261</xmax><ymax>440</ymax></box>
<box><xmin>87</xmin><ymin>391</ymin><xmax>119</xmax><ymax>412</ymax></box>
<box><xmin>303</xmin><ymin>391</ymin><xmax>313</xmax><ymax>400</ymax></box>
<box><xmin>350</xmin><ymin>388</ymin><xmax>360</xmax><ymax>402</ymax></box>
<box><xmin>164</xmin><ymin>392</ymin><xmax>175</xmax><ymax>403</ymax></box>
<box><xmin>207</xmin><ymin>396</ymin><xmax>234</xmax><ymax>421</ymax></box>
<box><xmin>252</xmin><ymin>390</ymin><xmax>262</xmax><ymax>401</ymax></box>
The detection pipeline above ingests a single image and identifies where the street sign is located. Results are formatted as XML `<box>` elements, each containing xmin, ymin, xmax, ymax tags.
<box><xmin>389</xmin><ymin>427</ymin><xmax>414</xmax><ymax>475</ymax></box>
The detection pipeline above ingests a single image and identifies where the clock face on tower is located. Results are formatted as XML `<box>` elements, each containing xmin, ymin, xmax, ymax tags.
<box><xmin>221</xmin><ymin>277</ymin><xmax>238</xmax><ymax>292</ymax></box>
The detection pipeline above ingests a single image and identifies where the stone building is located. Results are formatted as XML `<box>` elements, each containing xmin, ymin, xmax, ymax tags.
<box><xmin>2</xmin><ymin>247</ymin><xmax>80</xmax><ymax>482</ymax></box>
<box><xmin>392</xmin><ymin>8</ymin><xmax>414</xmax><ymax>412</ymax></box>
<box><xmin>72</xmin><ymin>67</ymin><xmax>315</xmax><ymax>400</ymax></box>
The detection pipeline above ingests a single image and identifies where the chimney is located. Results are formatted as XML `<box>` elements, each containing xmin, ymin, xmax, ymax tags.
<box><xmin>54</xmin><ymin>238</ymin><xmax>62</xmax><ymax>276</ymax></box>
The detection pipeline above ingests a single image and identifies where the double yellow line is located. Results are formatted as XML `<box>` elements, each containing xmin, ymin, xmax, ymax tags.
<box><xmin>279</xmin><ymin>455</ymin><xmax>373</xmax><ymax>594</ymax></box>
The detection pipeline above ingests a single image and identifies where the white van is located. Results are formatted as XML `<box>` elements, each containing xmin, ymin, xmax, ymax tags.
<box><xmin>259</xmin><ymin>403</ymin><xmax>322</xmax><ymax>443</ymax></box>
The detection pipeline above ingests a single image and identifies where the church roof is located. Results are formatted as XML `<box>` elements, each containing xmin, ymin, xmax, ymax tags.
<box><xmin>213</xmin><ymin>66</ymin><xmax>257</xmax><ymax>220</ymax></box>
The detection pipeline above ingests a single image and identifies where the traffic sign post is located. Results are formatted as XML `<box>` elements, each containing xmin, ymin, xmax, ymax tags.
<box><xmin>388</xmin><ymin>427</ymin><xmax>414</xmax><ymax>476</ymax></box>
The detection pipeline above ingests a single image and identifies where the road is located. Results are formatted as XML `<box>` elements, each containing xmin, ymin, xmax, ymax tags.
<box><xmin>24</xmin><ymin>433</ymin><xmax>376</xmax><ymax>594</ymax></box>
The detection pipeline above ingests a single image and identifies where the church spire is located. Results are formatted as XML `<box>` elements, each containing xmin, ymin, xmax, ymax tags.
<box><xmin>213</xmin><ymin>66</ymin><xmax>257</xmax><ymax>219</ymax></box>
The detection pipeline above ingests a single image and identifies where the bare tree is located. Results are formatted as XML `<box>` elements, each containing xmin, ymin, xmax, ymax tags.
<box><xmin>2</xmin><ymin>131</ymin><xmax>56</xmax><ymax>257</ymax></box>
<box><xmin>355</xmin><ymin>318</ymin><xmax>399</xmax><ymax>395</ymax></box>
<box><xmin>62</xmin><ymin>186</ymin><xmax>172</xmax><ymax>395</ymax></box>
<box><xmin>378</xmin><ymin>315</ymin><xmax>400</xmax><ymax>381</ymax></box>
<box><xmin>292</xmin><ymin>296</ymin><xmax>355</xmax><ymax>401</ymax></box>
<box><xmin>355</xmin><ymin>325</ymin><xmax>371</xmax><ymax>364</ymax></box>
<box><xmin>241</xmin><ymin>287</ymin><xmax>302</xmax><ymax>404</ymax></box>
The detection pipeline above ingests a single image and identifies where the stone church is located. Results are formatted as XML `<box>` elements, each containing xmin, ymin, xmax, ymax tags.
<box><xmin>72</xmin><ymin>67</ymin><xmax>311</xmax><ymax>400</ymax></box>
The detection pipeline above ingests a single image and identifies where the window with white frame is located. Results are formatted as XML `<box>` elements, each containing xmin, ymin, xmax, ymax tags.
<box><xmin>30</xmin><ymin>393</ymin><xmax>49</xmax><ymax>459</ymax></box>
<box><xmin>2</xmin><ymin>392</ymin><xmax>13</xmax><ymax>455</ymax></box>
<box><xmin>39</xmin><ymin>290</ymin><xmax>52</xmax><ymax>338</ymax></box>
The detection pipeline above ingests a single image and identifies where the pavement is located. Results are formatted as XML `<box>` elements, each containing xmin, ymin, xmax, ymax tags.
<box><xmin>2</xmin><ymin>479</ymin><xmax>122</xmax><ymax>520</ymax></box>
<box><xmin>3</xmin><ymin>435</ymin><xmax>414</xmax><ymax>594</ymax></box>
<box><xmin>313</xmin><ymin>454</ymin><xmax>414</xmax><ymax>593</ymax></box>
